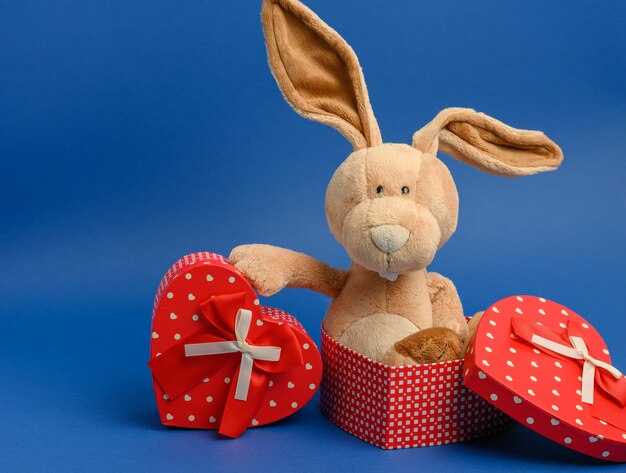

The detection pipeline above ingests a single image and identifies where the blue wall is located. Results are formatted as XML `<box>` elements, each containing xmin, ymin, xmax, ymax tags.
<box><xmin>1</xmin><ymin>1</ymin><xmax>625</xmax><ymax>471</ymax></box>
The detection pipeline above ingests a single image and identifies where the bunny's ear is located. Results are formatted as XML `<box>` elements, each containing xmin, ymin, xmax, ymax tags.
<box><xmin>261</xmin><ymin>0</ymin><xmax>382</xmax><ymax>150</ymax></box>
<box><xmin>412</xmin><ymin>108</ymin><xmax>563</xmax><ymax>177</ymax></box>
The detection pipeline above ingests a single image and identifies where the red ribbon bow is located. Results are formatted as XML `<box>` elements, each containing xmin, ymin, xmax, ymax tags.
<box><xmin>512</xmin><ymin>314</ymin><xmax>626</xmax><ymax>430</ymax></box>
<box><xmin>148</xmin><ymin>291</ymin><xmax>304</xmax><ymax>437</ymax></box>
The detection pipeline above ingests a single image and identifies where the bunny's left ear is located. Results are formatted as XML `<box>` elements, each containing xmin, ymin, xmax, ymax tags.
<box><xmin>412</xmin><ymin>108</ymin><xmax>563</xmax><ymax>177</ymax></box>
<box><xmin>261</xmin><ymin>0</ymin><xmax>382</xmax><ymax>150</ymax></box>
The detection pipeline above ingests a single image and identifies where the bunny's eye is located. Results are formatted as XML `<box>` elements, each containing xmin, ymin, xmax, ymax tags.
<box><xmin>401</xmin><ymin>186</ymin><xmax>410</xmax><ymax>195</ymax></box>
<box><xmin>376</xmin><ymin>186</ymin><xmax>384</xmax><ymax>195</ymax></box>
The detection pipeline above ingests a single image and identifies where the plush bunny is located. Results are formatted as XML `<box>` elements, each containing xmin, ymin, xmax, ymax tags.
<box><xmin>230</xmin><ymin>0</ymin><xmax>563</xmax><ymax>365</ymax></box>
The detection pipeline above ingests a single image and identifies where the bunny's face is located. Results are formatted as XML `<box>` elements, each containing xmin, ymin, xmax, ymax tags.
<box><xmin>262</xmin><ymin>0</ymin><xmax>562</xmax><ymax>275</ymax></box>
<box><xmin>326</xmin><ymin>143</ymin><xmax>459</xmax><ymax>274</ymax></box>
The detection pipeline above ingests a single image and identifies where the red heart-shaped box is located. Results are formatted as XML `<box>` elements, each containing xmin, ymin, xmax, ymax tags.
<box><xmin>148</xmin><ymin>252</ymin><xmax>322</xmax><ymax>438</ymax></box>
<box><xmin>464</xmin><ymin>296</ymin><xmax>626</xmax><ymax>462</ymax></box>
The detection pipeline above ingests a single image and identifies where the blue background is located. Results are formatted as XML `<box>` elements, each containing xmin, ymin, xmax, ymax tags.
<box><xmin>1</xmin><ymin>0</ymin><xmax>625</xmax><ymax>471</ymax></box>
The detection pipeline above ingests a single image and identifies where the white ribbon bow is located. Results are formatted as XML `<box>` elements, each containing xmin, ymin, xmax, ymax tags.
<box><xmin>184</xmin><ymin>308</ymin><xmax>281</xmax><ymax>401</ymax></box>
<box><xmin>531</xmin><ymin>334</ymin><xmax>623</xmax><ymax>404</ymax></box>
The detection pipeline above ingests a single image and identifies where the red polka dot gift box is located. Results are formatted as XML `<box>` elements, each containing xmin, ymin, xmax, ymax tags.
<box><xmin>464</xmin><ymin>296</ymin><xmax>626</xmax><ymax>462</ymax></box>
<box><xmin>320</xmin><ymin>322</ymin><xmax>516</xmax><ymax>450</ymax></box>
<box><xmin>148</xmin><ymin>252</ymin><xmax>322</xmax><ymax>438</ymax></box>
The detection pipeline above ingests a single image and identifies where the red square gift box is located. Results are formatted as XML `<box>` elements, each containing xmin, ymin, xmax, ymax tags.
<box><xmin>464</xmin><ymin>295</ymin><xmax>626</xmax><ymax>462</ymax></box>
<box><xmin>320</xmin><ymin>321</ymin><xmax>516</xmax><ymax>450</ymax></box>
<box><xmin>148</xmin><ymin>252</ymin><xmax>323</xmax><ymax>438</ymax></box>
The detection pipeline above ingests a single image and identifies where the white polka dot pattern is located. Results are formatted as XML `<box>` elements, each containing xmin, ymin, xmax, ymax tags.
<box><xmin>320</xmin><ymin>325</ymin><xmax>515</xmax><ymax>450</ymax></box>
<box><xmin>153</xmin><ymin>252</ymin><xmax>227</xmax><ymax>320</ymax></box>
<box><xmin>464</xmin><ymin>295</ymin><xmax>626</xmax><ymax>462</ymax></box>
<box><xmin>261</xmin><ymin>306</ymin><xmax>303</xmax><ymax>331</ymax></box>
<box><xmin>150</xmin><ymin>252</ymin><xmax>322</xmax><ymax>433</ymax></box>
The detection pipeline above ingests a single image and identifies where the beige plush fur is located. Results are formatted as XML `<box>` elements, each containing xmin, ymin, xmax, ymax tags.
<box><xmin>412</xmin><ymin>108</ymin><xmax>563</xmax><ymax>177</ymax></box>
<box><xmin>229</xmin><ymin>0</ymin><xmax>563</xmax><ymax>365</ymax></box>
<box><xmin>261</xmin><ymin>0</ymin><xmax>381</xmax><ymax>150</ymax></box>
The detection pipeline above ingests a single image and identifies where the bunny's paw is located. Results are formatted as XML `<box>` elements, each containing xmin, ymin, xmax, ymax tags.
<box><xmin>229</xmin><ymin>244</ymin><xmax>293</xmax><ymax>296</ymax></box>
<box><xmin>394</xmin><ymin>327</ymin><xmax>464</xmax><ymax>364</ymax></box>
<box><xmin>463</xmin><ymin>311</ymin><xmax>485</xmax><ymax>352</ymax></box>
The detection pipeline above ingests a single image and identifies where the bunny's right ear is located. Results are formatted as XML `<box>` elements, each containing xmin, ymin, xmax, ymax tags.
<box><xmin>412</xmin><ymin>108</ymin><xmax>563</xmax><ymax>177</ymax></box>
<box><xmin>261</xmin><ymin>0</ymin><xmax>382</xmax><ymax>150</ymax></box>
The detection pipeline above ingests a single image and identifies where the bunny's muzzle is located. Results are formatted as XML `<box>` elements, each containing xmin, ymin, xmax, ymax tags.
<box><xmin>370</xmin><ymin>225</ymin><xmax>410</xmax><ymax>253</ymax></box>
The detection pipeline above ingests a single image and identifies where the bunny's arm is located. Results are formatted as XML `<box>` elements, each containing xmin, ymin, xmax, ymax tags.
<box><xmin>426</xmin><ymin>272</ymin><xmax>469</xmax><ymax>342</ymax></box>
<box><xmin>229</xmin><ymin>244</ymin><xmax>348</xmax><ymax>298</ymax></box>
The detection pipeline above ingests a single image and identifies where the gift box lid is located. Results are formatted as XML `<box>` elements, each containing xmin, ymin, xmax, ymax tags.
<box><xmin>464</xmin><ymin>295</ymin><xmax>626</xmax><ymax>462</ymax></box>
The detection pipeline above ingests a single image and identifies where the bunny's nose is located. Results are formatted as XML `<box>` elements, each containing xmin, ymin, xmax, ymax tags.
<box><xmin>370</xmin><ymin>225</ymin><xmax>410</xmax><ymax>253</ymax></box>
